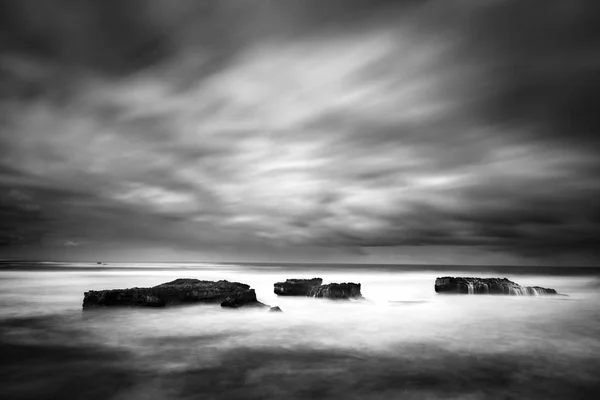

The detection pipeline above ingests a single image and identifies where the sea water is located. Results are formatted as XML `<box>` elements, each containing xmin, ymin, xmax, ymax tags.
<box><xmin>1</xmin><ymin>262</ymin><xmax>599</xmax><ymax>399</ymax></box>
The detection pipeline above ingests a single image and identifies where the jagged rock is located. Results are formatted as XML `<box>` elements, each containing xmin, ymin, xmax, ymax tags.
<box><xmin>309</xmin><ymin>283</ymin><xmax>363</xmax><ymax>299</ymax></box>
<box><xmin>83</xmin><ymin>279</ymin><xmax>263</xmax><ymax>309</ymax></box>
<box><xmin>274</xmin><ymin>278</ymin><xmax>323</xmax><ymax>296</ymax></box>
<box><xmin>220</xmin><ymin>289</ymin><xmax>268</xmax><ymax>308</ymax></box>
<box><xmin>274</xmin><ymin>278</ymin><xmax>363</xmax><ymax>300</ymax></box>
<box><xmin>269</xmin><ymin>306</ymin><xmax>283</xmax><ymax>312</ymax></box>
<box><xmin>434</xmin><ymin>277</ymin><xmax>558</xmax><ymax>295</ymax></box>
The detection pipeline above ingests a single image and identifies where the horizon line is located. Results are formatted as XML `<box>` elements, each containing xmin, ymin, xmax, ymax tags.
<box><xmin>1</xmin><ymin>259</ymin><xmax>599</xmax><ymax>268</ymax></box>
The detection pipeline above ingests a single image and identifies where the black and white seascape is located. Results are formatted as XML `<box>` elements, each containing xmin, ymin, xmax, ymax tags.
<box><xmin>1</xmin><ymin>1</ymin><xmax>600</xmax><ymax>399</ymax></box>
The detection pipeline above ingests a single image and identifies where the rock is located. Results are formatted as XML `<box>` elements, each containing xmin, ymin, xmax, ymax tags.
<box><xmin>309</xmin><ymin>283</ymin><xmax>363</xmax><ymax>299</ymax></box>
<box><xmin>220</xmin><ymin>289</ymin><xmax>268</xmax><ymax>309</ymax></box>
<box><xmin>274</xmin><ymin>278</ymin><xmax>363</xmax><ymax>300</ymax></box>
<box><xmin>269</xmin><ymin>306</ymin><xmax>283</xmax><ymax>312</ymax></box>
<box><xmin>434</xmin><ymin>277</ymin><xmax>558</xmax><ymax>295</ymax></box>
<box><xmin>274</xmin><ymin>278</ymin><xmax>323</xmax><ymax>296</ymax></box>
<box><xmin>82</xmin><ymin>288</ymin><xmax>166</xmax><ymax>308</ymax></box>
<box><xmin>83</xmin><ymin>279</ymin><xmax>263</xmax><ymax>309</ymax></box>
<box><xmin>143</xmin><ymin>295</ymin><xmax>165</xmax><ymax>307</ymax></box>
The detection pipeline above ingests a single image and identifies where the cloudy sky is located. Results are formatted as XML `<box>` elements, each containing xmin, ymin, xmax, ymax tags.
<box><xmin>1</xmin><ymin>0</ymin><xmax>599</xmax><ymax>265</ymax></box>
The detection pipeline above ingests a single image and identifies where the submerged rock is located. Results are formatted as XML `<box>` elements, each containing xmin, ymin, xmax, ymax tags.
<box><xmin>435</xmin><ymin>277</ymin><xmax>558</xmax><ymax>295</ymax></box>
<box><xmin>274</xmin><ymin>278</ymin><xmax>323</xmax><ymax>296</ymax></box>
<box><xmin>83</xmin><ymin>279</ymin><xmax>265</xmax><ymax>309</ymax></box>
<box><xmin>309</xmin><ymin>283</ymin><xmax>363</xmax><ymax>299</ymax></box>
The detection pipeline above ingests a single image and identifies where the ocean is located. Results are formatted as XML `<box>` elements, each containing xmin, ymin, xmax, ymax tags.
<box><xmin>1</xmin><ymin>262</ymin><xmax>599</xmax><ymax>399</ymax></box>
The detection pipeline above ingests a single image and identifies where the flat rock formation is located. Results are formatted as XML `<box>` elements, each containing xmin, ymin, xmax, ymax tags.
<box><xmin>83</xmin><ymin>278</ymin><xmax>267</xmax><ymax>309</ymax></box>
<box><xmin>274</xmin><ymin>278</ymin><xmax>323</xmax><ymax>296</ymax></box>
<box><xmin>274</xmin><ymin>278</ymin><xmax>363</xmax><ymax>299</ymax></box>
<box><xmin>309</xmin><ymin>283</ymin><xmax>363</xmax><ymax>299</ymax></box>
<box><xmin>220</xmin><ymin>289</ymin><xmax>268</xmax><ymax>309</ymax></box>
<box><xmin>435</xmin><ymin>277</ymin><xmax>558</xmax><ymax>295</ymax></box>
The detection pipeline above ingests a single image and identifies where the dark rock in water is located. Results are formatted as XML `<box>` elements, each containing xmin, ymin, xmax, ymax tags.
<box><xmin>309</xmin><ymin>282</ymin><xmax>363</xmax><ymax>299</ymax></box>
<box><xmin>269</xmin><ymin>306</ymin><xmax>283</xmax><ymax>312</ymax></box>
<box><xmin>435</xmin><ymin>277</ymin><xmax>558</xmax><ymax>295</ymax></box>
<box><xmin>274</xmin><ymin>278</ymin><xmax>323</xmax><ymax>296</ymax></box>
<box><xmin>83</xmin><ymin>279</ymin><xmax>263</xmax><ymax>309</ymax></box>
<box><xmin>274</xmin><ymin>278</ymin><xmax>363</xmax><ymax>299</ymax></box>
<box><xmin>220</xmin><ymin>289</ymin><xmax>268</xmax><ymax>309</ymax></box>
<box><xmin>83</xmin><ymin>288</ymin><xmax>166</xmax><ymax>308</ymax></box>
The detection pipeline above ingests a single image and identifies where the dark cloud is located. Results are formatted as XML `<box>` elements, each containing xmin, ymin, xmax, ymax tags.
<box><xmin>468</xmin><ymin>1</ymin><xmax>600</xmax><ymax>152</ymax></box>
<box><xmin>0</xmin><ymin>0</ymin><xmax>169</xmax><ymax>73</ymax></box>
<box><xmin>0</xmin><ymin>0</ymin><xmax>599</xmax><ymax>264</ymax></box>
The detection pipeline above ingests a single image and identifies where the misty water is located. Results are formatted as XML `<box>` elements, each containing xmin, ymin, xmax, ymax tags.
<box><xmin>1</xmin><ymin>263</ymin><xmax>600</xmax><ymax>399</ymax></box>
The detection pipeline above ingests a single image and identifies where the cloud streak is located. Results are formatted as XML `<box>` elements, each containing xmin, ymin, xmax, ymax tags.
<box><xmin>1</xmin><ymin>0</ymin><xmax>599</xmax><ymax>264</ymax></box>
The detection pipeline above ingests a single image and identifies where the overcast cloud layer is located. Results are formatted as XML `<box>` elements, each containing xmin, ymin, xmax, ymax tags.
<box><xmin>1</xmin><ymin>0</ymin><xmax>599</xmax><ymax>264</ymax></box>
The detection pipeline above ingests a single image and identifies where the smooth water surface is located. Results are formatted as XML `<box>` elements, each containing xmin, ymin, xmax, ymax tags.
<box><xmin>1</xmin><ymin>263</ymin><xmax>599</xmax><ymax>399</ymax></box>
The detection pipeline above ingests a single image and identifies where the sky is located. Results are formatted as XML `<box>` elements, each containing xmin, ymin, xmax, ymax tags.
<box><xmin>0</xmin><ymin>0</ymin><xmax>599</xmax><ymax>265</ymax></box>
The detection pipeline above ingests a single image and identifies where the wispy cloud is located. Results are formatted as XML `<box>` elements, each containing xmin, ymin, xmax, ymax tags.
<box><xmin>0</xmin><ymin>0</ymin><xmax>599</xmax><ymax>264</ymax></box>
